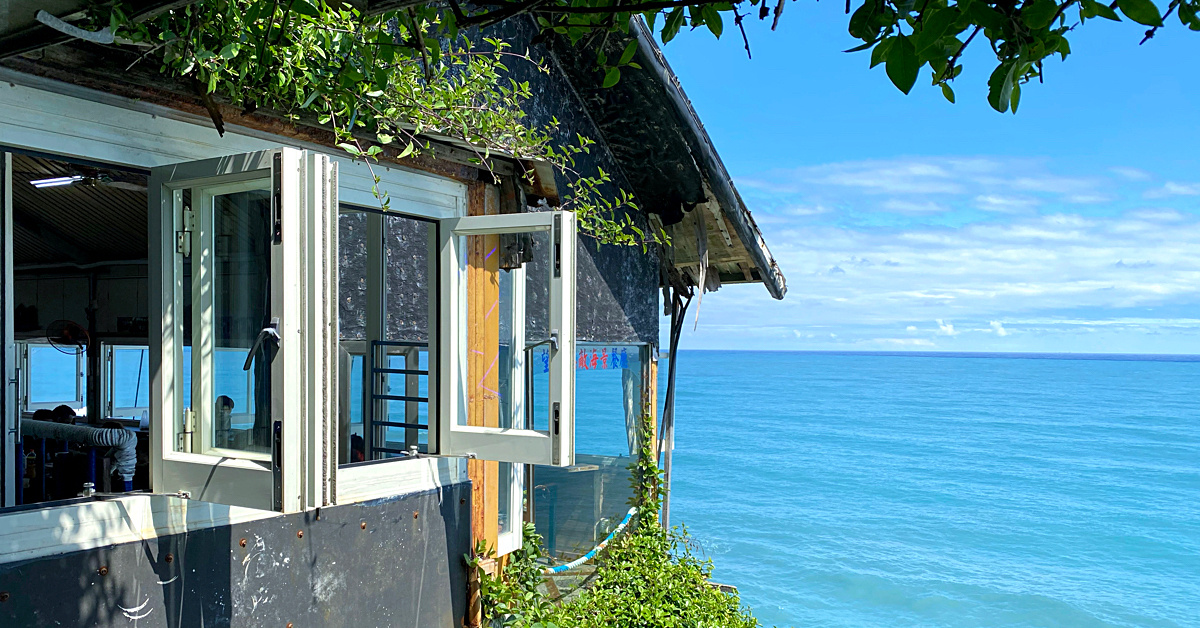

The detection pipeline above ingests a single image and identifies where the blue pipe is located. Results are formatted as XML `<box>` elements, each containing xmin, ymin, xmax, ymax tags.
<box><xmin>38</xmin><ymin>438</ymin><xmax>46</xmax><ymax>501</ymax></box>
<box><xmin>87</xmin><ymin>448</ymin><xmax>97</xmax><ymax>487</ymax></box>
<box><xmin>14</xmin><ymin>443</ymin><xmax>23</xmax><ymax>506</ymax></box>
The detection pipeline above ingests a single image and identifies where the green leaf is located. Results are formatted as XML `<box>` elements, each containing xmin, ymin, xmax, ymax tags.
<box><xmin>885</xmin><ymin>35</ymin><xmax>920</xmax><ymax>94</ymax></box>
<box><xmin>702</xmin><ymin>5</ymin><xmax>724</xmax><ymax>37</ymax></box>
<box><xmin>915</xmin><ymin>8</ymin><xmax>960</xmax><ymax>53</ymax></box>
<box><xmin>1022</xmin><ymin>0</ymin><xmax>1059</xmax><ymax>29</ymax></box>
<box><xmin>941</xmin><ymin>83</ymin><xmax>956</xmax><ymax>103</ymax></box>
<box><xmin>844</xmin><ymin>38</ymin><xmax>878</xmax><ymax>53</ymax></box>
<box><xmin>597</xmin><ymin>49</ymin><xmax>608</xmax><ymax>65</ymax></box>
<box><xmin>337</xmin><ymin>142</ymin><xmax>362</xmax><ymax>156</ymax></box>
<box><xmin>300</xmin><ymin>90</ymin><xmax>322</xmax><ymax>108</ymax></box>
<box><xmin>620</xmin><ymin>40</ymin><xmax>639</xmax><ymax>65</ymax></box>
<box><xmin>662</xmin><ymin>7</ymin><xmax>685</xmax><ymax>43</ymax></box>
<box><xmin>848</xmin><ymin>2</ymin><xmax>878</xmax><ymax>40</ymax></box>
<box><xmin>966</xmin><ymin>2</ymin><xmax>1007</xmax><ymax>29</ymax></box>
<box><xmin>1116</xmin><ymin>0</ymin><xmax>1163</xmax><ymax>25</ymax></box>
<box><xmin>1010</xmin><ymin>82</ymin><xmax>1022</xmax><ymax>113</ymax></box>
<box><xmin>218</xmin><ymin>42</ymin><xmax>240</xmax><ymax>60</ymax></box>
<box><xmin>987</xmin><ymin>61</ymin><xmax>1018</xmax><ymax>113</ymax></box>
<box><xmin>870</xmin><ymin>37</ymin><xmax>893</xmax><ymax>68</ymax></box>
<box><xmin>1082</xmin><ymin>0</ymin><xmax>1123</xmax><ymax>20</ymax></box>
<box><xmin>288</xmin><ymin>0</ymin><xmax>322</xmax><ymax>18</ymax></box>
<box><xmin>1057</xmin><ymin>36</ymin><xmax>1072</xmax><ymax>57</ymax></box>
<box><xmin>602</xmin><ymin>66</ymin><xmax>621</xmax><ymax>88</ymax></box>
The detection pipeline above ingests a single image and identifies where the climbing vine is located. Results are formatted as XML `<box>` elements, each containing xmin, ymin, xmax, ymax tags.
<box><xmin>94</xmin><ymin>0</ymin><xmax>662</xmax><ymax>248</ymax></box>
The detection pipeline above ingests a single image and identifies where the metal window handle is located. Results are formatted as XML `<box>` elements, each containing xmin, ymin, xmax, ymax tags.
<box><xmin>550</xmin><ymin>329</ymin><xmax>559</xmax><ymax>352</ymax></box>
<box><xmin>243</xmin><ymin>318</ymin><xmax>281</xmax><ymax>371</ymax></box>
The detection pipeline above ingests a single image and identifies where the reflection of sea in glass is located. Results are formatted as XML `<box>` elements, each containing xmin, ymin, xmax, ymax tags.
<box><xmin>112</xmin><ymin>348</ymin><xmax>149</xmax><ymax>410</ymax></box>
<box><xmin>209</xmin><ymin>188</ymin><xmax>272</xmax><ymax>455</ymax></box>
<box><xmin>27</xmin><ymin>346</ymin><xmax>81</xmax><ymax>405</ymax></box>
<box><xmin>532</xmin><ymin>344</ymin><xmax>646</xmax><ymax>560</ymax></box>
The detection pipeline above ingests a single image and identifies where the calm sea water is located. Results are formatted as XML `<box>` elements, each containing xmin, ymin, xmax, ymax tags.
<box><xmin>664</xmin><ymin>351</ymin><xmax>1200</xmax><ymax>628</ymax></box>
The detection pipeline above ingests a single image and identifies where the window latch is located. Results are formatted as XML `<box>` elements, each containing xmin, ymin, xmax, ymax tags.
<box><xmin>549</xmin><ymin>329</ymin><xmax>559</xmax><ymax>352</ymax></box>
<box><xmin>243</xmin><ymin>318</ymin><xmax>281</xmax><ymax>371</ymax></box>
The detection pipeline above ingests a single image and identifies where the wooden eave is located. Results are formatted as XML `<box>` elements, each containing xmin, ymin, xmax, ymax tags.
<box><xmin>626</xmin><ymin>19</ymin><xmax>786</xmax><ymax>299</ymax></box>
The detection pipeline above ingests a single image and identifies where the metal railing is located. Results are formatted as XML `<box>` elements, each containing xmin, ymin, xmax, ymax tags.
<box><xmin>365</xmin><ymin>340</ymin><xmax>429</xmax><ymax>459</ymax></box>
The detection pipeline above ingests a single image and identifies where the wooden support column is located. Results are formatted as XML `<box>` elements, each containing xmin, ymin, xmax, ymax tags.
<box><xmin>646</xmin><ymin>349</ymin><xmax>659</xmax><ymax>455</ymax></box>
<box><xmin>466</xmin><ymin>181</ymin><xmax>500</xmax><ymax>550</ymax></box>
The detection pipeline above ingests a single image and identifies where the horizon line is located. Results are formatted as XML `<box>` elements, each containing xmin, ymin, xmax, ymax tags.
<box><xmin>670</xmin><ymin>349</ymin><xmax>1200</xmax><ymax>359</ymax></box>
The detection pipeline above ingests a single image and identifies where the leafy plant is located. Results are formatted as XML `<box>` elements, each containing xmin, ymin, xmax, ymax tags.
<box><xmin>97</xmin><ymin>0</ymin><xmax>663</xmax><ymax>248</ymax></box>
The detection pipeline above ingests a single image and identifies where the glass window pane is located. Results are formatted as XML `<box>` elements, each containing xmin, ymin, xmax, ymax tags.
<box><xmin>110</xmin><ymin>346</ymin><xmax>150</xmax><ymax>420</ymax></box>
<box><xmin>385</xmin><ymin>214</ymin><xmax>432</xmax><ymax>342</ymax></box>
<box><xmin>338</xmin><ymin>211</ymin><xmax>368</xmax><ymax>341</ymax></box>
<box><xmin>498</xmin><ymin>461</ymin><xmax>515</xmax><ymax>537</ymax></box>
<box><xmin>209</xmin><ymin>188</ymin><xmax>271</xmax><ymax>455</ymax></box>
<box><xmin>28</xmin><ymin>345</ymin><xmax>81</xmax><ymax>405</ymax></box>
<box><xmin>534</xmin><ymin>345</ymin><xmax>646</xmax><ymax>559</ymax></box>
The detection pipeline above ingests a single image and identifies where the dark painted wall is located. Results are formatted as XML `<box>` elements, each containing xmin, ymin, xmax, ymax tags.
<box><xmin>485</xmin><ymin>19</ymin><xmax>661</xmax><ymax>346</ymax></box>
<box><xmin>0</xmin><ymin>483</ymin><xmax>472</xmax><ymax>627</ymax></box>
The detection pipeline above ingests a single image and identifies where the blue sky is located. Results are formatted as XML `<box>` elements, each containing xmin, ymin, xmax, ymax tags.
<box><xmin>658</xmin><ymin>7</ymin><xmax>1200</xmax><ymax>353</ymax></box>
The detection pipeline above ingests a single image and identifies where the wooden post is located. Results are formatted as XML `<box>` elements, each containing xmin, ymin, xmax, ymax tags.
<box><xmin>466</xmin><ymin>182</ymin><xmax>500</xmax><ymax>551</ymax></box>
<box><xmin>645</xmin><ymin>348</ymin><xmax>658</xmax><ymax>455</ymax></box>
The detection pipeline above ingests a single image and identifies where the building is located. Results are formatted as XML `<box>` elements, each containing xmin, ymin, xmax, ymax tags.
<box><xmin>0</xmin><ymin>3</ymin><xmax>785</xmax><ymax>625</ymax></box>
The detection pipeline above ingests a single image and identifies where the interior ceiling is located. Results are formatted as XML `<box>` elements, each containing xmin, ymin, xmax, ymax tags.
<box><xmin>10</xmin><ymin>154</ymin><xmax>148</xmax><ymax>266</ymax></box>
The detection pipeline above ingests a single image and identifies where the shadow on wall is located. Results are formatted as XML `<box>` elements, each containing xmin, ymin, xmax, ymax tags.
<box><xmin>0</xmin><ymin>485</ymin><xmax>472</xmax><ymax>627</ymax></box>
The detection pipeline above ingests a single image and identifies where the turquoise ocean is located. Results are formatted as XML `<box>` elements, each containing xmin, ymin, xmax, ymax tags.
<box><xmin>659</xmin><ymin>351</ymin><xmax>1200</xmax><ymax>627</ymax></box>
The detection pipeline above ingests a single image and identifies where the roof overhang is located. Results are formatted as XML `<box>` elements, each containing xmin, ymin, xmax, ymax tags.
<box><xmin>628</xmin><ymin>18</ymin><xmax>786</xmax><ymax>299</ymax></box>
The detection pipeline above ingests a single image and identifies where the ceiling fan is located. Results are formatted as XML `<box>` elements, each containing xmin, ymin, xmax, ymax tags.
<box><xmin>23</xmin><ymin>167</ymin><xmax>147</xmax><ymax>193</ymax></box>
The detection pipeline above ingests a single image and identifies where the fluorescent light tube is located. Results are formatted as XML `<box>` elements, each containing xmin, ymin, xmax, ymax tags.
<box><xmin>30</xmin><ymin>175</ymin><xmax>84</xmax><ymax>188</ymax></box>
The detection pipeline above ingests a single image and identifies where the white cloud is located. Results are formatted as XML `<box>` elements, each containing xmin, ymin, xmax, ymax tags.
<box><xmin>974</xmin><ymin>194</ymin><xmax>1039</xmax><ymax>212</ymax></box>
<box><xmin>1064</xmin><ymin>194</ymin><xmax>1112</xmax><ymax>204</ymax></box>
<box><xmin>880</xmin><ymin>199</ymin><xmax>947</xmax><ymax>214</ymax></box>
<box><xmin>1110</xmin><ymin>167</ymin><xmax>1152</xmax><ymax>181</ymax></box>
<box><xmin>872</xmin><ymin>338</ymin><xmax>935</xmax><ymax>346</ymax></box>
<box><xmin>1128</xmin><ymin>209</ymin><xmax>1187</xmax><ymax>222</ymax></box>
<box><xmin>783</xmin><ymin>204</ymin><xmax>832</xmax><ymax>216</ymax></box>
<box><xmin>682</xmin><ymin>157</ymin><xmax>1200</xmax><ymax>352</ymax></box>
<box><xmin>936</xmin><ymin>319</ymin><xmax>959</xmax><ymax>336</ymax></box>
<box><xmin>1145</xmin><ymin>182</ymin><xmax>1200</xmax><ymax>198</ymax></box>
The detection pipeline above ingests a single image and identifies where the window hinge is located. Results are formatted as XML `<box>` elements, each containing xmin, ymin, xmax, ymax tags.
<box><xmin>176</xmin><ymin>206</ymin><xmax>194</xmax><ymax>257</ymax></box>
<box><xmin>181</xmin><ymin>407</ymin><xmax>195</xmax><ymax>453</ymax></box>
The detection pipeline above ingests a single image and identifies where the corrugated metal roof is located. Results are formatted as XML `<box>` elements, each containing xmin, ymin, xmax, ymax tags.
<box><xmin>11</xmin><ymin>154</ymin><xmax>148</xmax><ymax>265</ymax></box>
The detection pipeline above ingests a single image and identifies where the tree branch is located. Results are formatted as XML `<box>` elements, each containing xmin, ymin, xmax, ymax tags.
<box><xmin>940</xmin><ymin>25</ymin><xmax>981</xmax><ymax>82</ymax></box>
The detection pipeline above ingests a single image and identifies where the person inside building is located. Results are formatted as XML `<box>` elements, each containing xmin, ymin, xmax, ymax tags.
<box><xmin>51</xmin><ymin>405</ymin><xmax>77</xmax><ymax>425</ymax></box>
<box><xmin>215</xmin><ymin>395</ymin><xmax>235</xmax><ymax>449</ymax></box>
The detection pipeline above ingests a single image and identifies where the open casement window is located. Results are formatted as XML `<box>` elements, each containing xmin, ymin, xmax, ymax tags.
<box><xmin>149</xmin><ymin>149</ymin><xmax>337</xmax><ymax>513</ymax></box>
<box><xmin>438</xmin><ymin>211</ymin><xmax>576</xmax><ymax>468</ymax></box>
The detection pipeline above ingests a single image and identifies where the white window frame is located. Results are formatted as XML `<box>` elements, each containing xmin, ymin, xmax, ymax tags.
<box><xmin>438</xmin><ymin>211</ymin><xmax>577</xmax><ymax>468</ymax></box>
<box><xmin>149</xmin><ymin>148</ymin><xmax>336</xmax><ymax>513</ymax></box>
<box><xmin>100</xmin><ymin>343</ymin><xmax>152</xmax><ymax>421</ymax></box>
<box><xmin>18</xmin><ymin>341</ymin><xmax>86</xmax><ymax>413</ymax></box>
